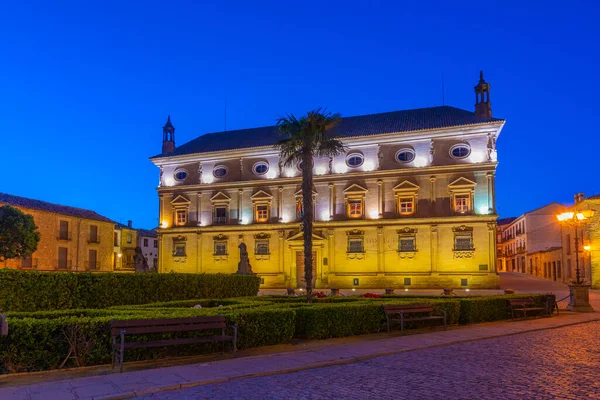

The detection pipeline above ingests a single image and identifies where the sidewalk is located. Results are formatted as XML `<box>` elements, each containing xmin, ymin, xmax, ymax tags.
<box><xmin>1</xmin><ymin>311</ymin><xmax>599</xmax><ymax>400</ymax></box>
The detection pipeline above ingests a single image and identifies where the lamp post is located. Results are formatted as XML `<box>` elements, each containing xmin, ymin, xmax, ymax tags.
<box><xmin>557</xmin><ymin>210</ymin><xmax>595</xmax><ymax>312</ymax></box>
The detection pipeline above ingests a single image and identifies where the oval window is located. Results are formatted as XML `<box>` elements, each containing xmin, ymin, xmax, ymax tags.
<box><xmin>297</xmin><ymin>161</ymin><xmax>303</xmax><ymax>171</ymax></box>
<box><xmin>174</xmin><ymin>169</ymin><xmax>188</xmax><ymax>181</ymax></box>
<box><xmin>450</xmin><ymin>144</ymin><xmax>471</xmax><ymax>159</ymax></box>
<box><xmin>213</xmin><ymin>166</ymin><xmax>228</xmax><ymax>177</ymax></box>
<box><xmin>346</xmin><ymin>153</ymin><xmax>364</xmax><ymax>167</ymax></box>
<box><xmin>395</xmin><ymin>149</ymin><xmax>415</xmax><ymax>163</ymax></box>
<box><xmin>252</xmin><ymin>162</ymin><xmax>269</xmax><ymax>175</ymax></box>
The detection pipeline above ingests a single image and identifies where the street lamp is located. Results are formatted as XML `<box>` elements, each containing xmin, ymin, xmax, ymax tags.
<box><xmin>556</xmin><ymin>210</ymin><xmax>595</xmax><ymax>285</ymax></box>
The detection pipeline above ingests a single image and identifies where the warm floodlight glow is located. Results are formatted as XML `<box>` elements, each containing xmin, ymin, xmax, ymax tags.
<box><xmin>285</xmin><ymin>168</ymin><xmax>295</xmax><ymax>177</ymax></box>
<box><xmin>334</xmin><ymin>163</ymin><xmax>348</xmax><ymax>174</ymax></box>
<box><xmin>404</xmin><ymin>288</ymin><xmax>409</xmax><ymax>292</ymax></box>
<box><xmin>117</xmin><ymin>253</ymin><xmax>122</xmax><ymax>258</ymax></box>
<box><xmin>266</xmin><ymin>170</ymin><xmax>277</xmax><ymax>179</ymax></box>
<box><xmin>584</xmin><ymin>245</ymin><xmax>591</xmax><ymax>251</ymax></box>
<box><xmin>161</xmin><ymin>221</ymin><xmax>169</xmax><ymax>229</ymax></box>
<box><xmin>470</xmin><ymin>151</ymin><xmax>485</xmax><ymax>163</ymax></box>
<box><xmin>479</xmin><ymin>206</ymin><xmax>489</xmax><ymax>215</ymax></box>
<box><xmin>315</xmin><ymin>166</ymin><xmax>326</xmax><ymax>175</ymax></box>
<box><xmin>363</xmin><ymin>160</ymin><xmax>375</xmax><ymax>172</ymax></box>
<box><xmin>465</xmin><ymin>288</ymin><xmax>471</xmax><ymax>292</ymax></box>
<box><xmin>369</xmin><ymin>209</ymin><xmax>380</xmax><ymax>219</ymax></box>
<box><xmin>203</xmin><ymin>175</ymin><xmax>214</xmax><ymax>184</ymax></box>
<box><xmin>352</xmin><ymin>288</ymin><xmax>356</xmax><ymax>292</ymax></box>
<box><xmin>241</xmin><ymin>217</ymin><xmax>249</xmax><ymax>225</ymax></box>
<box><xmin>556</xmin><ymin>212</ymin><xmax>574</xmax><ymax>222</ymax></box>
<box><xmin>414</xmin><ymin>156</ymin><xmax>427</xmax><ymax>168</ymax></box>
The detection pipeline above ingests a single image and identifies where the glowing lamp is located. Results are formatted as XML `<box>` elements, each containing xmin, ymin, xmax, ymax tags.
<box><xmin>241</xmin><ymin>217</ymin><xmax>249</xmax><ymax>225</ymax></box>
<box><xmin>584</xmin><ymin>245</ymin><xmax>591</xmax><ymax>251</ymax></box>
<box><xmin>266</xmin><ymin>170</ymin><xmax>277</xmax><ymax>179</ymax></box>
<box><xmin>465</xmin><ymin>288</ymin><xmax>470</xmax><ymax>292</ymax></box>
<box><xmin>369</xmin><ymin>209</ymin><xmax>380</xmax><ymax>219</ymax></box>
<box><xmin>117</xmin><ymin>253</ymin><xmax>122</xmax><ymax>258</ymax></box>
<box><xmin>315</xmin><ymin>166</ymin><xmax>326</xmax><ymax>175</ymax></box>
<box><xmin>362</xmin><ymin>161</ymin><xmax>375</xmax><ymax>172</ymax></box>
<box><xmin>404</xmin><ymin>288</ymin><xmax>409</xmax><ymax>292</ymax></box>
<box><xmin>478</xmin><ymin>206</ymin><xmax>489</xmax><ymax>215</ymax></box>
<box><xmin>556</xmin><ymin>212</ymin><xmax>574</xmax><ymax>222</ymax></box>
<box><xmin>160</xmin><ymin>221</ymin><xmax>169</xmax><ymax>229</ymax></box>
<box><xmin>352</xmin><ymin>288</ymin><xmax>356</xmax><ymax>292</ymax></box>
<box><xmin>203</xmin><ymin>175</ymin><xmax>214</xmax><ymax>184</ymax></box>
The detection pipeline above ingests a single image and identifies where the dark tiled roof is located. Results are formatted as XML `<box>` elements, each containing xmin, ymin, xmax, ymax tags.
<box><xmin>0</xmin><ymin>192</ymin><xmax>115</xmax><ymax>224</ymax></box>
<box><xmin>152</xmin><ymin>105</ymin><xmax>504</xmax><ymax>158</ymax></box>
<box><xmin>138</xmin><ymin>229</ymin><xmax>157</xmax><ymax>238</ymax></box>
<box><xmin>497</xmin><ymin>217</ymin><xmax>517</xmax><ymax>226</ymax></box>
<box><xmin>585</xmin><ymin>194</ymin><xmax>600</xmax><ymax>200</ymax></box>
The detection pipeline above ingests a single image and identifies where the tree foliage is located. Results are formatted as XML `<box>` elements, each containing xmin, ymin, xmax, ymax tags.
<box><xmin>275</xmin><ymin>108</ymin><xmax>344</xmax><ymax>302</ymax></box>
<box><xmin>0</xmin><ymin>205</ymin><xmax>40</xmax><ymax>261</ymax></box>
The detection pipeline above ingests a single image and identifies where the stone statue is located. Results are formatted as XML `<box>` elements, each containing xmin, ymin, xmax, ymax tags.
<box><xmin>133</xmin><ymin>246</ymin><xmax>150</xmax><ymax>273</ymax></box>
<box><xmin>487</xmin><ymin>134</ymin><xmax>498</xmax><ymax>161</ymax></box>
<box><xmin>159</xmin><ymin>167</ymin><xmax>164</xmax><ymax>187</ymax></box>
<box><xmin>429</xmin><ymin>140</ymin><xmax>435</xmax><ymax>164</ymax></box>
<box><xmin>377</xmin><ymin>147</ymin><xmax>383</xmax><ymax>168</ymax></box>
<box><xmin>278</xmin><ymin>159</ymin><xmax>283</xmax><ymax>177</ymax></box>
<box><xmin>236</xmin><ymin>242</ymin><xmax>253</xmax><ymax>274</ymax></box>
<box><xmin>328</xmin><ymin>156</ymin><xmax>333</xmax><ymax>174</ymax></box>
<box><xmin>198</xmin><ymin>162</ymin><xmax>203</xmax><ymax>183</ymax></box>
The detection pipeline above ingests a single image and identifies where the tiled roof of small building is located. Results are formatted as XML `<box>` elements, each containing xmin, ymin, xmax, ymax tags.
<box><xmin>497</xmin><ymin>217</ymin><xmax>517</xmax><ymax>226</ymax></box>
<box><xmin>0</xmin><ymin>192</ymin><xmax>115</xmax><ymax>224</ymax></box>
<box><xmin>152</xmin><ymin>105</ymin><xmax>504</xmax><ymax>158</ymax></box>
<box><xmin>138</xmin><ymin>229</ymin><xmax>158</xmax><ymax>238</ymax></box>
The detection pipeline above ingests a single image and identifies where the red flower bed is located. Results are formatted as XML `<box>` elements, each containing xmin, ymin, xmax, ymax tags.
<box><xmin>362</xmin><ymin>293</ymin><xmax>382</xmax><ymax>298</ymax></box>
<box><xmin>313</xmin><ymin>291</ymin><xmax>327</xmax><ymax>298</ymax></box>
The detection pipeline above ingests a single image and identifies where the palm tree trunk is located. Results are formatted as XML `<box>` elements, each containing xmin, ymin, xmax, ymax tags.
<box><xmin>302</xmin><ymin>149</ymin><xmax>314</xmax><ymax>303</ymax></box>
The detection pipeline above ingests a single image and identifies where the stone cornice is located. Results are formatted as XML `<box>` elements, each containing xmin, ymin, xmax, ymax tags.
<box><xmin>158</xmin><ymin>214</ymin><xmax>498</xmax><ymax>235</ymax></box>
<box><xmin>157</xmin><ymin>162</ymin><xmax>498</xmax><ymax>194</ymax></box>
<box><xmin>150</xmin><ymin>121</ymin><xmax>505</xmax><ymax>166</ymax></box>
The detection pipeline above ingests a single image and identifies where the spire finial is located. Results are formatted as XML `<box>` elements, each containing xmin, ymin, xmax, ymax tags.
<box><xmin>479</xmin><ymin>70</ymin><xmax>485</xmax><ymax>83</ymax></box>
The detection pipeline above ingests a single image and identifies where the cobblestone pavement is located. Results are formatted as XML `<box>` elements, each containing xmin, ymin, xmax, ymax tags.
<box><xmin>138</xmin><ymin>321</ymin><xmax>600</xmax><ymax>400</ymax></box>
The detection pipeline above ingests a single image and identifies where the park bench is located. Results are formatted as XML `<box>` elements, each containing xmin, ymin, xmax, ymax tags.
<box><xmin>508</xmin><ymin>298</ymin><xmax>547</xmax><ymax>320</ymax></box>
<box><xmin>383</xmin><ymin>304</ymin><xmax>446</xmax><ymax>333</ymax></box>
<box><xmin>111</xmin><ymin>316</ymin><xmax>237</xmax><ymax>373</ymax></box>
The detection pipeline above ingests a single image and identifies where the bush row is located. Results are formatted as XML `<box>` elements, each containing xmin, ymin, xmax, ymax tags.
<box><xmin>0</xmin><ymin>270</ymin><xmax>261</xmax><ymax>311</ymax></box>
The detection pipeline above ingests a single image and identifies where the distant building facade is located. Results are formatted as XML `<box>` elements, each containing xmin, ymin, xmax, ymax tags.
<box><xmin>498</xmin><ymin>202</ymin><xmax>564</xmax><ymax>279</ymax></box>
<box><xmin>0</xmin><ymin>192</ymin><xmax>115</xmax><ymax>271</ymax></box>
<box><xmin>114</xmin><ymin>221</ymin><xmax>138</xmax><ymax>271</ymax></box>
<box><xmin>138</xmin><ymin>229</ymin><xmax>159</xmax><ymax>271</ymax></box>
<box><xmin>151</xmin><ymin>73</ymin><xmax>505</xmax><ymax>289</ymax></box>
<box><xmin>496</xmin><ymin>217</ymin><xmax>516</xmax><ymax>272</ymax></box>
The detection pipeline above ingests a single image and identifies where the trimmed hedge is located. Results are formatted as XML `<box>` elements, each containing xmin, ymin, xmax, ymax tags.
<box><xmin>0</xmin><ymin>270</ymin><xmax>261</xmax><ymax>311</ymax></box>
<box><xmin>0</xmin><ymin>294</ymin><xmax>550</xmax><ymax>373</ymax></box>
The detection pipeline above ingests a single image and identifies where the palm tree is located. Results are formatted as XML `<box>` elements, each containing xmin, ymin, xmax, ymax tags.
<box><xmin>276</xmin><ymin>108</ymin><xmax>345</xmax><ymax>303</ymax></box>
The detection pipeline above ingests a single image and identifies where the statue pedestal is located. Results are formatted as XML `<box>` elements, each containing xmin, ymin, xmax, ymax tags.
<box><xmin>567</xmin><ymin>284</ymin><xmax>594</xmax><ymax>312</ymax></box>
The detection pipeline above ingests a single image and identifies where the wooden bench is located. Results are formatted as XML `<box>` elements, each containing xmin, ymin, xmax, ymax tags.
<box><xmin>111</xmin><ymin>316</ymin><xmax>237</xmax><ymax>373</ymax></box>
<box><xmin>508</xmin><ymin>298</ymin><xmax>547</xmax><ymax>320</ymax></box>
<box><xmin>383</xmin><ymin>304</ymin><xmax>446</xmax><ymax>333</ymax></box>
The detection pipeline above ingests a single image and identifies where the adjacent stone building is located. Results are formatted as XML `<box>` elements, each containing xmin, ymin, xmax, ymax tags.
<box><xmin>114</xmin><ymin>221</ymin><xmax>138</xmax><ymax>271</ymax></box>
<box><xmin>0</xmin><ymin>192</ymin><xmax>115</xmax><ymax>271</ymax></box>
<box><xmin>498</xmin><ymin>203</ymin><xmax>564</xmax><ymax>277</ymax></box>
<box><xmin>151</xmin><ymin>73</ymin><xmax>504</xmax><ymax>289</ymax></box>
<box><xmin>496</xmin><ymin>217</ymin><xmax>516</xmax><ymax>272</ymax></box>
<box><xmin>138</xmin><ymin>229</ymin><xmax>159</xmax><ymax>271</ymax></box>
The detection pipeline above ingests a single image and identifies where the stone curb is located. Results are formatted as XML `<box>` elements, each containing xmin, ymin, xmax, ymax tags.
<box><xmin>98</xmin><ymin>314</ymin><xmax>600</xmax><ymax>400</ymax></box>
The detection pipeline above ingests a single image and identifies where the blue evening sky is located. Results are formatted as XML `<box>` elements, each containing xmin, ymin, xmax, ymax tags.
<box><xmin>1</xmin><ymin>1</ymin><xmax>598</xmax><ymax>228</ymax></box>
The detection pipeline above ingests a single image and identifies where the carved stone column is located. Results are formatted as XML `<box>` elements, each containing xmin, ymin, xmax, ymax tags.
<box><xmin>278</xmin><ymin>230</ymin><xmax>285</xmax><ymax>275</ymax></box>
<box><xmin>377</xmin><ymin>180</ymin><xmax>383</xmax><ymax>218</ymax></box>
<box><xmin>328</xmin><ymin>183</ymin><xmax>334</xmax><ymax>220</ymax></box>
<box><xmin>488</xmin><ymin>222</ymin><xmax>497</xmax><ymax>273</ymax></box>
<box><xmin>196</xmin><ymin>192</ymin><xmax>202</xmax><ymax>225</ymax></box>
<box><xmin>429</xmin><ymin>176</ymin><xmax>437</xmax><ymax>216</ymax></box>
<box><xmin>158</xmin><ymin>233</ymin><xmax>164</xmax><ymax>273</ymax></box>
<box><xmin>238</xmin><ymin>189</ymin><xmax>244</xmax><ymax>224</ymax></box>
<box><xmin>327</xmin><ymin>228</ymin><xmax>335</xmax><ymax>276</ymax></box>
<box><xmin>487</xmin><ymin>172</ymin><xmax>496</xmax><ymax>213</ymax></box>
<box><xmin>430</xmin><ymin>225</ymin><xmax>438</xmax><ymax>274</ymax></box>
<box><xmin>158</xmin><ymin>194</ymin><xmax>164</xmax><ymax>227</ymax></box>
<box><xmin>196</xmin><ymin>232</ymin><xmax>202</xmax><ymax>273</ymax></box>
<box><xmin>278</xmin><ymin>186</ymin><xmax>283</xmax><ymax>222</ymax></box>
<box><xmin>377</xmin><ymin>226</ymin><xmax>385</xmax><ymax>274</ymax></box>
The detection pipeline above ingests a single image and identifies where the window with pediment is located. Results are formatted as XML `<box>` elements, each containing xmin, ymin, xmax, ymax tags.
<box><xmin>448</xmin><ymin>177</ymin><xmax>476</xmax><ymax>215</ymax></box>
<box><xmin>170</xmin><ymin>195</ymin><xmax>191</xmax><ymax>227</ymax></box>
<box><xmin>251</xmin><ymin>190</ymin><xmax>273</xmax><ymax>224</ymax></box>
<box><xmin>452</xmin><ymin>225</ymin><xmax>475</xmax><ymax>258</ymax></box>
<box><xmin>172</xmin><ymin>235</ymin><xmax>187</xmax><ymax>257</ymax></box>
<box><xmin>213</xmin><ymin>234</ymin><xmax>228</xmax><ymax>257</ymax></box>
<box><xmin>397</xmin><ymin>227</ymin><xmax>417</xmax><ymax>253</ymax></box>
<box><xmin>210</xmin><ymin>191</ymin><xmax>231</xmax><ymax>225</ymax></box>
<box><xmin>254</xmin><ymin>233</ymin><xmax>271</xmax><ymax>256</ymax></box>
<box><xmin>343</xmin><ymin>184</ymin><xmax>367</xmax><ymax>219</ymax></box>
<box><xmin>393</xmin><ymin>181</ymin><xmax>419</xmax><ymax>217</ymax></box>
<box><xmin>346</xmin><ymin>229</ymin><xmax>365</xmax><ymax>253</ymax></box>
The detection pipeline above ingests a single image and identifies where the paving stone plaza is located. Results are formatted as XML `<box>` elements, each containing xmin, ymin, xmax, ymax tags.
<box><xmin>139</xmin><ymin>321</ymin><xmax>600</xmax><ymax>400</ymax></box>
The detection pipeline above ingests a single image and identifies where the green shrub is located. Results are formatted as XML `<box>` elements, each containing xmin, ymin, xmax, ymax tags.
<box><xmin>0</xmin><ymin>270</ymin><xmax>260</xmax><ymax>311</ymax></box>
<box><xmin>457</xmin><ymin>294</ymin><xmax>546</xmax><ymax>324</ymax></box>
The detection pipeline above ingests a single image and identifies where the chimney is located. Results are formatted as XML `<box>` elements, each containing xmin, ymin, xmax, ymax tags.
<box><xmin>127</xmin><ymin>220</ymin><xmax>133</xmax><ymax>228</ymax></box>
<box><xmin>474</xmin><ymin>71</ymin><xmax>492</xmax><ymax>119</ymax></box>
<box><xmin>162</xmin><ymin>115</ymin><xmax>176</xmax><ymax>154</ymax></box>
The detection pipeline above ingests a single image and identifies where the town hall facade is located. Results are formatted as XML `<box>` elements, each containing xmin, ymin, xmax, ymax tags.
<box><xmin>151</xmin><ymin>73</ymin><xmax>504</xmax><ymax>289</ymax></box>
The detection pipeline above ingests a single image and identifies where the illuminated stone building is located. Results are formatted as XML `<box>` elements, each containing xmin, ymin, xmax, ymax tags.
<box><xmin>0</xmin><ymin>192</ymin><xmax>115</xmax><ymax>271</ymax></box>
<box><xmin>151</xmin><ymin>73</ymin><xmax>505</xmax><ymax>289</ymax></box>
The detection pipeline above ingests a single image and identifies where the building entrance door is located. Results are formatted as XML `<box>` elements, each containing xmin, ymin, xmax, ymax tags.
<box><xmin>296</xmin><ymin>251</ymin><xmax>316</xmax><ymax>288</ymax></box>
